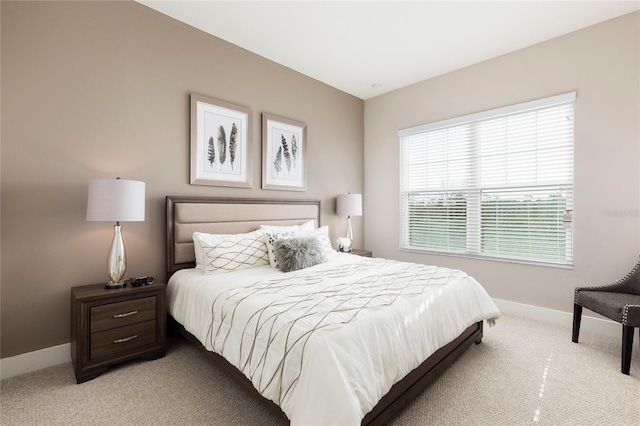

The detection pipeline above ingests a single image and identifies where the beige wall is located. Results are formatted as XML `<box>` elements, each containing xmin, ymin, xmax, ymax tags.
<box><xmin>0</xmin><ymin>1</ymin><xmax>364</xmax><ymax>358</ymax></box>
<box><xmin>364</xmin><ymin>12</ymin><xmax>640</xmax><ymax>314</ymax></box>
<box><xmin>3</xmin><ymin>2</ymin><xmax>638</xmax><ymax>360</ymax></box>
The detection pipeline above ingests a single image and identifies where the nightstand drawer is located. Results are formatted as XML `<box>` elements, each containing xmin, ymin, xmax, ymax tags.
<box><xmin>91</xmin><ymin>296</ymin><xmax>156</xmax><ymax>332</ymax></box>
<box><xmin>90</xmin><ymin>320</ymin><xmax>156</xmax><ymax>359</ymax></box>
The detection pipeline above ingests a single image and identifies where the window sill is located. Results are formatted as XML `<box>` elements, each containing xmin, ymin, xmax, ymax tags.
<box><xmin>399</xmin><ymin>247</ymin><xmax>574</xmax><ymax>269</ymax></box>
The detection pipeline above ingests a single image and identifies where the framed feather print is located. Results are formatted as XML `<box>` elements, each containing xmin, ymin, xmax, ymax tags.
<box><xmin>190</xmin><ymin>93</ymin><xmax>253</xmax><ymax>188</ymax></box>
<box><xmin>261</xmin><ymin>113</ymin><xmax>307</xmax><ymax>191</ymax></box>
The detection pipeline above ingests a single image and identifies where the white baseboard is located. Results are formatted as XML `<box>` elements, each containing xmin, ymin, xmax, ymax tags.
<box><xmin>492</xmin><ymin>298</ymin><xmax>621</xmax><ymax>338</ymax></box>
<box><xmin>0</xmin><ymin>300</ymin><xmax>622</xmax><ymax>381</ymax></box>
<box><xmin>0</xmin><ymin>343</ymin><xmax>71</xmax><ymax>380</ymax></box>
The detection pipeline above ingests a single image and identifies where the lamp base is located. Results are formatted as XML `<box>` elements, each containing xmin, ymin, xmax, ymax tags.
<box><xmin>105</xmin><ymin>282</ymin><xmax>127</xmax><ymax>290</ymax></box>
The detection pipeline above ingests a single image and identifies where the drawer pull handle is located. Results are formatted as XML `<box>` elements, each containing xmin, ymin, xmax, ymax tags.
<box><xmin>113</xmin><ymin>335</ymin><xmax>138</xmax><ymax>344</ymax></box>
<box><xmin>113</xmin><ymin>310</ymin><xmax>138</xmax><ymax>318</ymax></box>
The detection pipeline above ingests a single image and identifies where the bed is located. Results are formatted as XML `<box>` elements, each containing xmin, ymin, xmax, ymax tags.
<box><xmin>166</xmin><ymin>196</ymin><xmax>500</xmax><ymax>425</ymax></box>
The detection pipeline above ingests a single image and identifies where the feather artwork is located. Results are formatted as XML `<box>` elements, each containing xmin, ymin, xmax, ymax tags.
<box><xmin>291</xmin><ymin>134</ymin><xmax>297</xmax><ymax>166</ymax></box>
<box><xmin>281</xmin><ymin>134</ymin><xmax>292</xmax><ymax>172</ymax></box>
<box><xmin>229</xmin><ymin>122</ymin><xmax>238</xmax><ymax>171</ymax></box>
<box><xmin>207</xmin><ymin>136</ymin><xmax>215</xmax><ymax>166</ymax></box>
<box><xmin>217</xmin><ymin>125</ymin><xmax>227</xmax><ymax>170</ymax></box>
<box><xmin>273</xmin><ymin>146</ymin><xmax>283</xmax><ymax>176</ymax></box>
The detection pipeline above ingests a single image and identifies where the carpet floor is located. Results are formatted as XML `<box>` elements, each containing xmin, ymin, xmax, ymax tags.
<box><xmin>1</xmin><ymin>313</ymin><xmax>638</xmax><ymax>425</ymax></box>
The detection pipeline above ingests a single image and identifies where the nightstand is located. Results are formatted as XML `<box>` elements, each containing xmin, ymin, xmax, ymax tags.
<box><xmin>71</xmin><ymin>282</ymin><xmax>166</xmax><ymax>383</ymax></box>
<box><xmin>350</xmin><ymin>249</ymin><xmax>373</xmax><ymax>257</ymax></box>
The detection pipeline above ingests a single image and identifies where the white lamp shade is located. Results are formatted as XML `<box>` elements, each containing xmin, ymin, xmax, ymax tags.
<box><xmin>336</xmin><ymin>193</ymin><xmax>362</xmax><ymax>217</ymax></box>
<box><xmin>86</xmin><ymin>178</ymin><xmax>145</xmax><ymax>222</ymax></box>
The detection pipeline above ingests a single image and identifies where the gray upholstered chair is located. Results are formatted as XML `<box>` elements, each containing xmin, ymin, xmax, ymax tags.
<box><xmin>572</xmin><ymin>258</ymin><xmax>640</xmax><ymax>374</ymax></box>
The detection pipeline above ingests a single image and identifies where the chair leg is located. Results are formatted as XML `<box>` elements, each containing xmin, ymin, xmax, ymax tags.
<box><xmin>572</xmin><ymin>304</ymin><xmax>582</xmax><ymax>343</ymax></box>
<box><xmin>622</xmin><ymin>326</ymin><xmax>634</xmax><ymax>375</ymax></box>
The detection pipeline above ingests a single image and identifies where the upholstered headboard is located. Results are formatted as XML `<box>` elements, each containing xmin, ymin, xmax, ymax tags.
<box><xmin>166</xmin><ymin>196</ymin><xmax>321</xmax><ymax>275</ymax></box>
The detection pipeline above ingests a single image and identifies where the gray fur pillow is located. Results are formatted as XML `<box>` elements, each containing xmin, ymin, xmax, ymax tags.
<box><xmin>274</xmin><ymin>236</ymin><xmax>327</xmax><ymax>272</ymax></box>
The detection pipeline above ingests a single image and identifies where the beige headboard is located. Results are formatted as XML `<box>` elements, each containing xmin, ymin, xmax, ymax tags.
<box><xmin>166</xmin><ymin>196</ymin><xmax>321</xmax><ymax>274</ymax></box>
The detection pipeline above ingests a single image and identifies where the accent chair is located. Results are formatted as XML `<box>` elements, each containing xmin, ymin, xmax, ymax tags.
<box><xmin>572</xmin><ymin>257</ymin><xmax>640</xmax><ymax>374</ymax></box>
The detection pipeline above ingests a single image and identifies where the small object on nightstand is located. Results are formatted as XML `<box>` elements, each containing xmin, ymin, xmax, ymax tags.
<box><xmin>71</xmin><ymin>281</ymin><xmax>166</xmax><ymax>383</ymax></box>
<box><xmin>337</xmin><ymin>237</ymin><xmax>352</xmax><ymax>253</ymax></box>
<box><xmin>129</xmin><ymin>276</ymin><xmax>155</xmax><ymax>287</ymax></box>
<box><xmin>350</xmin><ymin>249</ymin><xmax>372</xmax><ymax>257</ymax></box>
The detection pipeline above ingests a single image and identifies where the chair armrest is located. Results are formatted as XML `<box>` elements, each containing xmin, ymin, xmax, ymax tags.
<box><xmin>622</xmin><ymin>304</ymin><xmax>640</xmax><ymax>327</ymax></box>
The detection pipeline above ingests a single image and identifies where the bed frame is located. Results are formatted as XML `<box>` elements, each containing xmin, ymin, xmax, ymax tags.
<box><xmin>166</xmin><ymin>196</ymin><xmax>483</xmax><ymax>425</ymax></box>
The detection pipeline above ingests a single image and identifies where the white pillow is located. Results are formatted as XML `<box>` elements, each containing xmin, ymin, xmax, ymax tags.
<box><xmin>311</xmin><ymin>226</ymin><xmax>335</xmax><ymax>257</ymax></box>
<box><xmin>193</xmin><ymin>230</ymin><xmax>269</xmax><ymax>274</ymax></box>
<box><xmin>263</xmin><ymin>226</ymin><xmax>335</xmax><ymax>269</ymax></box>
<box><xmin>192</xmin><ymin>231</ymin><xmax>209</xmax><ymax>270</ymax></box>
<box><xmin>194</xmin><ymin>230</ymin><xmax>264</xmax><ymax>268</ymax></box>
<box><xmin>259</xmin><ymin>220</ymin><xmax>315</xmax><ymax>234</ymax></box>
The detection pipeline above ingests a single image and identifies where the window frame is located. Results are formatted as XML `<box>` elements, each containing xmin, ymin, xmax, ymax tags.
<box><xmin>398</xmin><ymin>92</ymin><xmax>576</xmax><ymax>268</ymax></box>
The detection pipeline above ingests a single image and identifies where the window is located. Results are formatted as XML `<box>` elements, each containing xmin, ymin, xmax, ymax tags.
<box><xmin>399</xmin><ymin>93</ymin><xmax>575</xmax><ymax>267</ymax></box>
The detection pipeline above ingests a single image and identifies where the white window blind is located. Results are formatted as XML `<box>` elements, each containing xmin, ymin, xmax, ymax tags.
<box><xmin>399</xmin><ymin>92</ymin><xmax>575</xmax><ymax>267</ymax></box>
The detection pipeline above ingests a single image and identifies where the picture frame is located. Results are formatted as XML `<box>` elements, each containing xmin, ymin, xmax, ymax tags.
<box><xmin>190</xmin><ymin>93</ymin><xmax>253</xmax><ymax>188</ymax></box>
<box><xmin>261</xmin><ymin>113</ymin><xmax>307</xmax><ymax>191</ymax></box>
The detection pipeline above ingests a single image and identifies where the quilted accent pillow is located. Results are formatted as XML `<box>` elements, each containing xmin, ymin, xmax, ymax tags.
<box><xmin>194</xmin><ymin>230</ymin><xmax>269</xmax><ymax>275</ymax></box>
<box><xmin>192</xmin><ymin>231</ymin><xmax>213</xmax><ymax>270</ymax></box>
<box><xmin>274</xmin><ymin>236</ymin><xmax>327</xmax><ymax>273</ymax></box>
<box><xmin>312</xmin><ymin>226</ymin><xmax>335</xmax><ymax>257</ymax></box>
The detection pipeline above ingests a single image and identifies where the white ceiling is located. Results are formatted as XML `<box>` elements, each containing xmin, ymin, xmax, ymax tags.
<box><xmin>137</xmin><ymin>1</ymin><xmax>640</xmax><ymax>100</ymax></box>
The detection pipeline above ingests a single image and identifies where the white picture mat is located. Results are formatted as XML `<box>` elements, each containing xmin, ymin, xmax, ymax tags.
<box><xmin>195</xmin><ymin>101</ymin><xmax>248</xmax><ymax>183</ymax></box>
<box><xmin>262</xmin><ymin>113</ymin><xmax>307</xmax><ymax>191</ymax></box>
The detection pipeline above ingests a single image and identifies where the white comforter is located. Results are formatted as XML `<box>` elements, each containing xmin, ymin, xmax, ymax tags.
<box><xmin>168</xmin><ymin>254</ymin><xmax>500</xmax><ymax>425</ymax></box>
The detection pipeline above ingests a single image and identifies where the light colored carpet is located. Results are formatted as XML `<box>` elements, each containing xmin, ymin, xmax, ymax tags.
<box><xmin>1</xmin><ymin>314</ymin><xmax>638</xmax><ymax>425</ymax></box>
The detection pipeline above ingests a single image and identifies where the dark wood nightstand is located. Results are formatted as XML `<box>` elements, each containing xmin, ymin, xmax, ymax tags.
<box><xmin>350</xmin><ymin>249</ymin><xmax>373</xmax><ymax>257</ymax></box>
<box><xmin>71</xmin><ymin>282</ymin><xmax>166</xmax><ymax>383</ymax></box>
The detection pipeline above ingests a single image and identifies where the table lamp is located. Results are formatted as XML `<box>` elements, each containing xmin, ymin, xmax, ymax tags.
<box><xmin>86</xmin><ymin>178</ymin><xmax>145</xmax><ymax>289</ymax></box>
<box><xmin>336</xmin><ymin>193</ymin><xmax>362</xmax><ymax>252</ymax></box>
